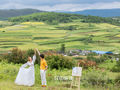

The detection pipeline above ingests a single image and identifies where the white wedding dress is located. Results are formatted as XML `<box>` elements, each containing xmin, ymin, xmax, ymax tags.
<box><xmin>15</xmin><ymin>55</ymin><xmax>36</xmax><ymax>86</ymax></box>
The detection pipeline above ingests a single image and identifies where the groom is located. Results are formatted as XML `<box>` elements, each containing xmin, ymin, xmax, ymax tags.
<box><xmin>36</xmin><ymin>49</ymin><xmax>48</xmax><ymax>87</ymax></box>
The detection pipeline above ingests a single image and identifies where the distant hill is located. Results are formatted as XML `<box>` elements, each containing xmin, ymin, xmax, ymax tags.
<box><xmin>65</xmin><ymin>9</ymin><xmax>120</xmax><ymax>17</ymax></box>
<box><xmin>0</xmin><ymin>9</ymin><xmax>43</xmax><ymax>20</ymax></box>
<box><xmin>9</xmin><ymin>12</ymin><xmax>120</xmax><ymax>26</ymax></box>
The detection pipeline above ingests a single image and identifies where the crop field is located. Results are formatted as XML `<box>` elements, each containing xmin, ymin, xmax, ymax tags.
<box><xmin>0</xmin><ymin>20</ymin><xmax>120</xmax><ymax>53</ymax></box>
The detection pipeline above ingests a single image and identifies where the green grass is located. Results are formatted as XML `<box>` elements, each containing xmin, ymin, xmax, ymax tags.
<box><xmin>1</xmin><ymin>81</ymin><xmax>113</xmax><ymax>90</ymax></box>
<box><xmin>0</xmin><ymin>61</ymin><xmax>120</xmax><ymax>90</ymax></box>
<box><xmin>0</xmin><ymin>81</ymin><xmax>71</xmax><ymax>90</ymax></box>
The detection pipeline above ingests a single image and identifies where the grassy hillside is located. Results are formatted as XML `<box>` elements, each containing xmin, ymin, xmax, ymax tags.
<box><xmin>0</xmin><ymin>9</ymin><xmax>43</xmax><ymax>20</ymax></box>
<box><xmin>0</xmin><ymin>19</ymin><xmax>120</xmax><ymax>53</ymax></box>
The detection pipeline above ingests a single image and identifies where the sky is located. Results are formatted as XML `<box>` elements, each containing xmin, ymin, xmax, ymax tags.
<box><xmin>0</xmin><ymin>0</ymin><xmax>120</xmax><ymax>11</ymax></box>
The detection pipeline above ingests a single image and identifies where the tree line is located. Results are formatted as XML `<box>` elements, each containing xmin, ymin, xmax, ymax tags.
<box><xmin>9</xmin><ymin>12</ymin><xmax>120</xmax><ymax>26</ymax></box>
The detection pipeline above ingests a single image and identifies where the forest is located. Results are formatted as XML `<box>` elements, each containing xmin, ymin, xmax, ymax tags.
<box><xmin>9</xmin><ymin>12</ymin><xmax>120</xmax><ymax>26</ymax></box>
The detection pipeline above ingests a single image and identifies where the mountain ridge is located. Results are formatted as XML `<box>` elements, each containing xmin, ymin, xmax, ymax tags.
<box><xmin>0</xmin><ymin>9</ymin><xmax>44</xmax><ymax>20</ymax></box>
<box><xmin>63</xmin><ymin>8</ymin><xmax>120</xmax><ymax>17</ymax></box>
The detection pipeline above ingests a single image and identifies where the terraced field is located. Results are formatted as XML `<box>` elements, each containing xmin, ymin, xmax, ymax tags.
<box><xmin>0</xmin><ymin>20</ymin><xmax>120</xmax><ymax>52</ymax></box>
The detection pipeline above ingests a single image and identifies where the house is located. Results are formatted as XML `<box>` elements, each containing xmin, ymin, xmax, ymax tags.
<box><xmin>68</xmin><ymin>49</ymin><xmax>91</xmax><ymax>56</ymax></box>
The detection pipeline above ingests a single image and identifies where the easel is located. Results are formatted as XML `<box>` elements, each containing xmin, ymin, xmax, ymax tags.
<box><xmin>70</xmin><ymin>76</ymin><xmax>80</xmax><ymax>90</ymax></box>
<box><xmin>70</xmin><ymin>63</ymin><xmax>82</xmax><ymax>90</ymax></box>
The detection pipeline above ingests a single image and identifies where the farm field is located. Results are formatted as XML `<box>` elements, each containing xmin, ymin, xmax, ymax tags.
<box><xmin>0</xmin><ymin>20</ymin><xmax>120</xmax><ymax>53</ymax></box>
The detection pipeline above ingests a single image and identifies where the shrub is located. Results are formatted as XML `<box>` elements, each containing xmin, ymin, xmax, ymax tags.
<box><xmin>46</xmin><ymin>54</ymin><xmax>76</xmax><ymax>70</ymax></box>
<box><xmin>87</xmin><ymin>54</ymin><xmax>109</xmax><ymax>64</ymax></box>
<box><xmin>0</xmin><ymin>57</ymin><xmax>8</xmax><ymax>63</ymax></box>
<box><xmin>81</xmin><ymin>68</ymin><xmax>109</xmax><ymax>87</ymax></box>
<box><xmin>78</xmin><ymin>59</ymin><xmax>96</xmax><ymax>68</ymax></box>
<box><xmin>3</xmin><ymin>48</ymin><xmax>27</xmax><ymax>64</ymax></box>
<box><xmin>111</xmin><ymin>66</ymin><xmax>120</xmax><ymax>72</ymax></box>
<box><xmin>27</xmin><ymin>49</ymin><xmax>34</xmax><ymax>57</ymax></box>
<box><xmin>112</xmin><ymin>59</ymin><xmax>120</xmax><ymax>72</ymax></box>
<box><xmin>115</xmin><ymin>74</ymin><xmax>120</xmax><ymax>84</ymax></box>
<box><xmin>98</xmin><ymin>60</ymin><xmax>116</xmax><ymax>71</ymax></box>
<box><xmin>3</xmin><ymin>48</ymin><xmax>37</xmax><ymax>64</ymax></box>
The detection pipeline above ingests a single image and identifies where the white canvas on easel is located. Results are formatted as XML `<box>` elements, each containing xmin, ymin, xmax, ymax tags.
<box><xmin>72</xmin><ymin>67</ymin><xmax>82</xmax><ymax>76</ymax></box>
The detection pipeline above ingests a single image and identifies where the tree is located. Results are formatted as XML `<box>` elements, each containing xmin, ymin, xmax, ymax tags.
<box><xmin>60</xmin><ymin>44</ymin><xmax>65</xmax><ymax>54</ymax></box>
<box><xmin>83</xmin><ymin>35</ymin><xmax>93</xmax><ymax>45</ymax></box>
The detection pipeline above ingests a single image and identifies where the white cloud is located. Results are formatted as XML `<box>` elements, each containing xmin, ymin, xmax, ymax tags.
<box><xmin>0</xmin><ymin>2</ymin><xmax>120</xmax><ymax>11</ymax></box>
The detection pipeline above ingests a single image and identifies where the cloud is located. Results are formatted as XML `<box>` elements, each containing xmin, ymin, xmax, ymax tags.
<box><xmin>0</xmin><ymin>2</ymin><xmax>120</xmax><ymax>11</ymax></box>
<box><xmin>1</xmin><ymin>0</ymin><xmax>120</xmax><ymax>5</ymax></box>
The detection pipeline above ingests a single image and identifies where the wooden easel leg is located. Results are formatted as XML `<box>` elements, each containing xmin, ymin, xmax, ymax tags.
<box><xmin>70</xmin><ymin>76</ymin><xmax>73</xmax><ymax>90</ymax></box>
<box><xmin>78</xmin><ymin>77</ymin><xmax>80</xmax><ymax>90</ymax></box>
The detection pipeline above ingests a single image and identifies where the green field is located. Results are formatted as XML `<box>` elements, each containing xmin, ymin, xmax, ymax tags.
<box><xmin>0</xmin><ymin>19</ymin><xmax>120</xmax><ymax>53</ymax></box>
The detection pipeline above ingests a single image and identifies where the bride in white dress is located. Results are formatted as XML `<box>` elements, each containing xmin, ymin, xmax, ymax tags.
<box><xmin>15</xmin><ymin>50</ymin><xmax>36</xmax><ymax>86</ymax></box>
